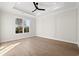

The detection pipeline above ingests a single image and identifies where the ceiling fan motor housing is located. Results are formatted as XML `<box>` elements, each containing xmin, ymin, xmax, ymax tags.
<box><xmin>36</xmin><ymin>2</ymin><xmax>38</xmax><ymax>5</ymax></box>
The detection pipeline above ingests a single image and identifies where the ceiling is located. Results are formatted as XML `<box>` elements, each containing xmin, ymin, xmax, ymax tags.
<box><xmin>0</xmin><ymin>2</ymin><xmax>78</xmax><ymax>16</ymax></box>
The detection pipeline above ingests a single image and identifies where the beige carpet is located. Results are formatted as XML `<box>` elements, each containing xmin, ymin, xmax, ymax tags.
<box><xmin>0</xmin><ymin>36</ymin><xmax>79</xmax><ymax>56</ymax></box>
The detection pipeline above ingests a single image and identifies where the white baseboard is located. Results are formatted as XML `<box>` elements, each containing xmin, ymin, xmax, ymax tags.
<box><xmin>0</xmin><ymin>35</ymin><xmax>35</xmax><ymax>43</ymax></box>
<box><xmin>36</xmin><ymin>35</ymin><xmax>77</xmax><ymax>44</ymax></box>
<box><xmin>1</xmin><ymin>35</ymin><xmax>78</xmax><ymax>46</ymax></box>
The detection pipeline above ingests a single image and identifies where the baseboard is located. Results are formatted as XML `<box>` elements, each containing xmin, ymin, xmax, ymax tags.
<box><xmin>36</xmin><ymin>35</ymin><xmax>77</xmax><ymax>44</ymax></box>
<box><xmin>0</xmin><ymin>35</ymin><xmax>35</xmax><ymax>43</ymax></box>
<box><xmin>0</xmin><ymin>35</ymin><xmax>78</xmax><ymax>47</ymax></box>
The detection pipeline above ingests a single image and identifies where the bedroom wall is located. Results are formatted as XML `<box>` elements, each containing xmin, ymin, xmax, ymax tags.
<box><xmin>0</xmin><ymin>6</ymin><xmax>78</xmax><ymax>45</ymax></box>
<box><xmin>78</xmin><ymin>8</ymin><xmax>79</xmax><ymax>46</ymax></box>
<box><xmin>36</xmin><ymin>8</ymin><xmax>77</xmax><ymax>44</ymax></box>
<box><xmin>0</xmin><ymin>11</ymin><xmax>36</xmax><ymax>42</ymax></box>
<box><xmin>0</xmin><ymin>12</ymin><xmax>1</xmax><ymax>43</ymax></box>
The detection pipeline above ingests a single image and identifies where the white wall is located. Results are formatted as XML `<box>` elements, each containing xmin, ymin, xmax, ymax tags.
<box><xmin>0</xmin><ymin>11</ymin><xmax>36</xmax><ymax>42</ymax></box>
<box><xmin>0</xmin><ymin>7</ymin><xmax>78</xmax><ymax>45</ymax></box>
<box><xmin>78</xmin><ymin>8</ymin><xmax>79</xmax><ymax>46</ymax></box>
<box><xmin>36</xmin><ymin>8</ymin><xmax>77</xmax><ymax>44</ymax></box>
<box><xmin>0</xmin><ymin>12</ymin><xmax>1</xmax><ymax>42</ymax></box>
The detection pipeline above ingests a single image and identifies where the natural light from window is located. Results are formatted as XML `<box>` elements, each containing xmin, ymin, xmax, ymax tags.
<box><xmin>0</xmin><ymin>42</ymin><xmax>21</xmax><ymax>56</ymax></box>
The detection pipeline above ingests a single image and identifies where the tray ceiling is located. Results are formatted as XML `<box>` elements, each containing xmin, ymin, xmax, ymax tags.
<box><xmin>0</xmin><ymin>2</ymin><xmax>78</xmax><ymax>16</ymax></box>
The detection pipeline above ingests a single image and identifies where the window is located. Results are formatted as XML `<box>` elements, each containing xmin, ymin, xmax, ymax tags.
<box><xmin>24</xmin><ymin>19</ymin><xmax>30</xmax><ymax>33</ymax></box>
<box><xmin>15</xmin><ymin>18</ymin><xmax>30</xmax><ymax>34</ymax></box>
<box><xmin>15</xmin><ymin>18</ymin><xmax>23</xmax><ymax>33</ymax></box>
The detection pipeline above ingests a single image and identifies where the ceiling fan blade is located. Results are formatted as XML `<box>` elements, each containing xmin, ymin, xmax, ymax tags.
<box><xmin>32</xmin><ymin>9</ymin><xmax>37</xmax><ymax>12</ymax></box>
<box><xmin>33</xmin><ymin>2</ymin><xmax>38</xmax><ymax>9</ymax></box>
<box><xmin>38</xmin><ymin>8</ymin><xmax>45</xmax><ymax>11</ymax></box>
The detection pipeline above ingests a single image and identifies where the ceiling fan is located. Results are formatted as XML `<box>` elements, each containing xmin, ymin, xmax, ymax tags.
<box><xmin>32</xmin><ymin>2</ymin><xmax>45</xmax><ymax>12</ymax></box>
